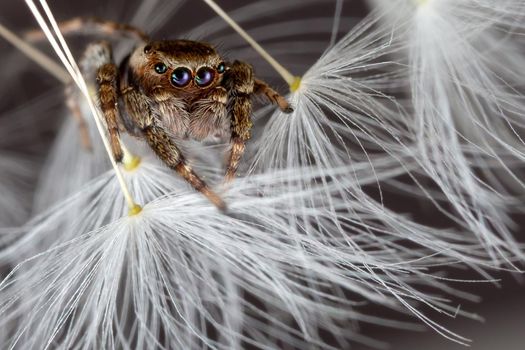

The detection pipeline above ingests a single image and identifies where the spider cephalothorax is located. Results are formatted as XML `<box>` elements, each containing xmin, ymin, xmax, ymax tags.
<box><xmin>54</xmin><ymin>18</ymin><xmax>293</xmax><ymax>210</ymax></box>
<box><xmin>122</xmin><ymin>40</ymin><xmax>232</xmax><ymax>142</ymax></box>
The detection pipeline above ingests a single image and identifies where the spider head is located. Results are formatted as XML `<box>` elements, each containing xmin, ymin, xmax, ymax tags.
<box><xmin>129</xmin><ymin>40</ymin><xmax>226</xmax><ymax>97</ymax></box>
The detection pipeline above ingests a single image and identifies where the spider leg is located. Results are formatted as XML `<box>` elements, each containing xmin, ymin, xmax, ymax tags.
<box><xmin>65</xmin><ymin>83</ymin><xmax>92</xmax><ymax>151</ymax></box>
<box><xmin>223</xmin><ymin>61</ymin><xmax>255</xmax><ymax>182</ymax></box>
<box><xmin>254</xmin><ymin>78</ymin><xmax>294</xmax><ymax>113</ymax></box>
<box><xmin>25</xmin><ymin>17</ymin><xmax>149</xmax><ymax>43</ymax></box>
<box><xmin>143</xmin><ymin>124</ymin><xmax>226</xmax><ymax>210</ymax></box>
<box><xmin>123</xmin><ymin>89</ymin><xmax>226</xmax><ymax>210</ymax></box>
<box><xmin>94</xmin><ymin>43</ymin><xmax>124</xmax><ymax>162</ymax></box>
<box><xmin>225</xmin><ymin>138</ymin><xmax>247</xmax><ymax>183</ymax></box>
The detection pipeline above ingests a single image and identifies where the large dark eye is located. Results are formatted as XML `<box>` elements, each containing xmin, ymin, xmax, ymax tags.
<box><xmin>154</xmin><ymin>63</ymin><xmax>167</xmax><ymax>74</ymax></box>
<box><xmin>217</xmin><ymin>62</ymin><xmax>226</xmax><ymax>74</ymax></box>
<box><xmin>171</xmin><ymin>67</ymin><xmax>192</xmax><ymax>87</ymax></box>
<box><xmin>195</xmin><ymin>67</ymin><xmax>215</xmax><ymax>87</ymax></box>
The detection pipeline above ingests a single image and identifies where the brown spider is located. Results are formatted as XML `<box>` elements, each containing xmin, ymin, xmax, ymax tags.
<box><xmin>29</xmin><ymin>18</ymin><xmax>293</xmax><ymax>210</ymax></box>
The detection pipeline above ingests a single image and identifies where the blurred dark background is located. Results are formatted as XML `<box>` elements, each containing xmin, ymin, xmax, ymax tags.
<box><xmin>0</xmin><ymin>0</ymin><xmax>523</xmax><ymax>349</ymax></box>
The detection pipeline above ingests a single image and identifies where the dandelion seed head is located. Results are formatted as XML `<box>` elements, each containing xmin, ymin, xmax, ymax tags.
<box><xmin>367</xmin><ymin>0</ymin><xmax>525</xmax><ymax>266</ymax></box>
<box><xmin>0</xmin><ymin>168</ymin><xmax>494</xmax><ymax>348</ymax></box>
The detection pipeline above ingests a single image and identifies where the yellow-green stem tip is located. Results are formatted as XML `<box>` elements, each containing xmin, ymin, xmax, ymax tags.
<box><xmin>124</xmin><ymin>155</ymin><xmax>142</xmax><ymax>171</ymax></box>
<box><xmin>128</xmin><ymin>204</ymin><xmax>143</xmax><ymax>216</ymax></box>
<box><xmin>289</xmin><ymin>76</ymin><xmax>302</xmax><ymax>93</ymax></box>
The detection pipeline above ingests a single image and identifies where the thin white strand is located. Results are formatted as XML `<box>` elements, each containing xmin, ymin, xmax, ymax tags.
<box><xmin>329</xmin><ymin>0</ymin><xmax>344</xmax><ymax>48</ymax></box>
<box><xmin>201</xmin><ymin>0</ymin><xmax>298</xmax><ymax>87</ymax></box>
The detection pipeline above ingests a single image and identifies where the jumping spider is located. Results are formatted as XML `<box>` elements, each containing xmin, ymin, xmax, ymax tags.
<box><xmin>31</xmin><ymin>18</ymin><xmax>293</xmax><ymax>210</ymax></box>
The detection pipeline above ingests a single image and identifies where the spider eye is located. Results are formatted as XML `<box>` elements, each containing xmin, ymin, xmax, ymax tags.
<box><xmin>154</xmin><ymin>63</ymin><xmax>167</xmax><ymax>74</ymax></box>
<box><xmin>195</xmin><ymin>67</ymin><xmax>215</xmax><ymax>87</ymax></box>
<box><xmin>217</xmin><ymin>62</ymin><xmax>226</xmax><ymax>74</ymax></box>
<box><xmin>171</xmin><ymin>67</ymin><xmax>192</xmax><ymax>87</ymax></box>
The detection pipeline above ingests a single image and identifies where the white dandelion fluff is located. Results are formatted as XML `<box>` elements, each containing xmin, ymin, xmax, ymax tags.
<box><xmin>223</xmin><ymin>6</ymin><xmax>520</xmax><ymax>269</ymax></box>
<box><xmin>0</xmin><ymin>151</ymin><xmax>34</xmax><ymax>227</ymax></box>
<box><xmin>367</xmin><ymin>0</ymin><xmax>525</xmax><ymax>265</ymax></box>
<box><xmin>0</xmin><ymin>167</ymin><xmax>490</xmax><ymax>349</ymax></box>
<box><xmin>1</xmin><ymin>157</ymin><xmax>186</xmax><ymax>264</ymax></box>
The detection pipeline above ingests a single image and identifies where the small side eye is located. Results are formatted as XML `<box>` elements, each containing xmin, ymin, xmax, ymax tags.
<box><xmin>154</xmin><ymin>63</ymin><xmax>167</xmax><ymax>74</ymax></box>
<box><xmin>217</xmin><ymin>62</ymin><xmax>226</xmax><ymax>74</ymax></box>
<box><xmin>171</xmin><ymin>67</ymin><xmax>192</xmax><ymax>87</ymax></box>
<box><xmin>143</xmin><ymin>45</ymin><xmax>152</xmax><ymax>54</ymax></box>
<box><xmin>195</xmin><ymin>67</ymin><xmax>215</xmax><ymax>87</ymax></box>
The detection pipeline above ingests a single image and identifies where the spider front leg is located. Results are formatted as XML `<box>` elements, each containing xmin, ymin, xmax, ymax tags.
<box><xmin>223</xmin><ymin>62</ymin><xmax>294</xmax><ymax>182</ymax></box>
<box><xmin>254</xmin><ymin>79</ymin><xmax>294</xmax><ymax>113</ymax></box>
<box><xmin>143</xmin><ymin>124</ymin><xmax>226</xmax><ymax>210</ymax></box>
<box><xmin>25</xmin><ymin>17</ymin><xmax>150</xmax><ymax>43</ymax></box>
<box><xmin>64</xmin><ymin>41</ymin><xmax>121</xmax><ymax>152</ymax></box>
<box><xmin>223</xmin><ymin>61</ymin><xmax>256</xmax><ymax>182</ymax></box>
<box><xmin>94</xmin><ymin>42</ymin><xmax>124</xmax><ymax>162</ymax></box>
<box><xmin>123</xmin><ymin>89</ymin><xmax>226</xmax><ymax>210</ymax></box>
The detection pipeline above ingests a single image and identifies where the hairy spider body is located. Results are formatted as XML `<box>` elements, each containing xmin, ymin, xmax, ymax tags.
<box><xmin>48</xmin><ymin>18</ymin><xmax>293</xmax><ymax>209</ymax></box>
<box><xmin>120</xmin><ymin>40</ymin><xmax>234</xmax><ymax>143</ymax></box>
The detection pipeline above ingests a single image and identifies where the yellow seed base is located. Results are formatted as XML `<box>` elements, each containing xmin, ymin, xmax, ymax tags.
<box><xmin>123</xmin><ymin>155</ymin><xmax>142</xmax><ymax>171</ymax></box>
<box><xmin>128</xmin><ymin>203</ymin><xmax>143</xmax><ymax>216</ymax></box>
<box><xmin>289</xmin><ymin>76</ymin><xmax>302</xmax><ymax>93</ymax></box>
<box><xmin>413</xmin><ymin>0</ymin><xmax>429</xmax><ymax>6</ymax></box>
